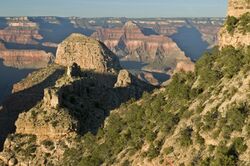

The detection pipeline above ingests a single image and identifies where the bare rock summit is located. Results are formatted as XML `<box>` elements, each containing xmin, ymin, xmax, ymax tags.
<box><xmin>55</xmin><ymin>33</ymin><xmax>121</xmax><ymax>73</ymax></box>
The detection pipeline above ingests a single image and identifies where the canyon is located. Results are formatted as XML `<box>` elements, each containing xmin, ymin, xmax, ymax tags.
<box><xmin>0</xmin><ymin>17</ymin><xmax>224</xmax><ymax>102</ymax></box>
<box><xmin>0</xmin><ymin>35</ymin><xmax>154</xmax><ymax>165</ymax></box>
<box><xmin>0</xmin><ymin>0</ymin><xmax>250</xmax><ymax>165</ymax></box>
<box><xmin>92</xmin><ymin>21</ymin><xmax>192</xmax><ymax>73</ymax></box>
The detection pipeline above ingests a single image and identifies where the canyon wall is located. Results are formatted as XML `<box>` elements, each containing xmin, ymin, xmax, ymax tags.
<box><xmin>219</xmin><ymin>0</ymin><xmax>250</xmax><ymax>48</ymax></box>
<box><xmin>228</xmin><ymin>0</ymin><xmax>250</xmax><ymax>17</ymax></box>
<box><xmin>92</xmin><ymin>21</ymin><xmax>193</xmax><ymax>73</ymax></box>
<box><xmin>0</xmin><ymin>42</ymin><xmax>54</xmax><ymax>69</ymax></box>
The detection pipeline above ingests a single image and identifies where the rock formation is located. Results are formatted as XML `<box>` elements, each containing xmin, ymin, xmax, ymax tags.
<box><xmin>0</xmin><ymin>48</ymin><xmax>54</xmax><ymax>69</ymax></box>
<box><xmin>55</xmin><ymin>33</ymin><xmax>121</xmax><ymax>73</ymax></box>
<box><xmin>175</xmin><ymin>61</ymin><xmax>195</xmax><ymax>73</ymax></box>
<box><xmin>193</xmin><ymin>23</ymin><xmax>221</xmax><ymax>48</ymax></box>
<box><xmin>0</xmin><ymin>35</ymin><xmax>154</xmax><ymax>165</ymax></box>
<box><xmin>92</xmin><ymin>21</ymin><xmax>192</xmax><ymax>72</ymax></box>
<box><xmin>219</xmin><ymin>0</ymin><xmax>250</xmax><ymax>48</ymax></box>
<box><xmin>228</xmin><ymin>0</ymin><xmax>250</xmax><ymax>17</ymax></box>
<box><xmin>137</xmin><ymin>71</ymin><xmax>160</xmax><ymax>86</ymax></box>
<box><xmin>219</xmin><ymin>29</ymin><xmax>250</xmax><ymax>48</ymax></box>
<box><xmin>0</xmin><ymin>17</ymin><xmax>42</xmax><ymax>45</ymax></box>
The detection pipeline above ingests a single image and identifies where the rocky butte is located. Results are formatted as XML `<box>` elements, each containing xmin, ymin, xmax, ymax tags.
<box><xmin>92</xmin><ymin>21</ymin><xmax>194</xmax><ymax>73</ymax></box>
<box><xmin>0</xmin><ymin>34</ymin><xmax>154</xmax><ymax>165</ymax></box>
<box><xmin>55</xmin><ymin>33</ymin><xmax>121</xmax><ymax>73</ymax></box>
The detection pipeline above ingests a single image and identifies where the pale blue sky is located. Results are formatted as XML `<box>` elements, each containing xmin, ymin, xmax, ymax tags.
<box><xmin>0</xmin><ymin>0</ymin><xmax>227</xmax><ymax>17</ymax></box>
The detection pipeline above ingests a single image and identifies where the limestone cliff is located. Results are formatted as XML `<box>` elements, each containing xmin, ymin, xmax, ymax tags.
<box><xmin>219</xmin><ymin>0</ymin><xmax>250</xmax><ymax>48</ymax></box>
<box><xmin>228</xmin><ymin>0</ymin><xmax>250</xmax><ymax>17</ymax></box>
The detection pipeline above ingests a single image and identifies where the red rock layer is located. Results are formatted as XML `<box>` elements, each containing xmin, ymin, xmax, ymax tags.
<box><xmin>0</xmin><ymin>28</ymin><xmax>43</xmax><ymax>45</ymax></box>
<box><xmin>92</xmin><ymin>21</ymin><xmax>191</xmax><ymax>71</ymax></box>
<box><xmin>0</xmin><ymin>49</ymin><xmax>54</xmax><ymax>69</ymax></box>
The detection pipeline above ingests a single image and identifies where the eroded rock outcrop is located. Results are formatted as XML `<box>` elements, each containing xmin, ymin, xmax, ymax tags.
<box><xmin>92</xmin><ymin>21</ymin><xmax>192</xmax><ymax>72</ymax></box>
<box><xmin>0</xmin><ymin>35</ymin><xmax>154</xmax><ymax>165</ymax></box>
<box><xmin>55</xmin><ymin>33</ymin><xmax>121</xmax><ymax>73</ymax></box>
<box><xmin>218</xmin><ymin>0</ymin><xmax>250</xmax><ymax>48</ymax></box>
<box><xmin>175</xmin><ymin>61</ymin><xmax>195</xmax><ymax>73</ymax></box>
<box><xmin>228</xmin><ymin>0</ymin><xmax>250</xmax><ymax>17</ymax></box>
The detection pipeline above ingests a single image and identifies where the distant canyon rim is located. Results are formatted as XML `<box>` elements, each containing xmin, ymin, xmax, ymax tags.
<box><xmin>0</xmin><ymin>17</ymin><xmax>224</xmax><ymax>102</ymax></box>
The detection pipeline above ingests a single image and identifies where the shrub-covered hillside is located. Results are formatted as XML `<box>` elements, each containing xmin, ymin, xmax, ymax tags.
<box><xmin>63</xmin><ymin>46</ymin><xmax>250</xmax><ymax>166</ymax></box>
<box><xmin>226</xmin><ymin>12</ymin><xmax>250</xmax><ymax>35</ymax></box>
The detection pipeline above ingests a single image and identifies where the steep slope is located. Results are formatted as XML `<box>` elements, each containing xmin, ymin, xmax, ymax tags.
<box><xmin>47</xmin><ymin>1</ymin><xmax>250</xmax><ymax>166</ymax></box>
<box><xmin>0</xmin><ymin>34</ymin><xmax>154</xmax><ymax>165</ymax></box>
<box><xmin>59</xmin><ymin>44</ymin><xmax>250</xmax><ymax>166</ymax></box>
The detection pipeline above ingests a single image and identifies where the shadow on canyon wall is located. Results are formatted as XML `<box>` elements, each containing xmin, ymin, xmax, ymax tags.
<box><xmin>0</xmin><ymin>67</ymin><xmax>65</xmax><ymax>150</ymax></box>
<box><xmin>170</xmin><ymin>25</ymin><xmax>209</xmax><ymax>61</ymax></box>
<box><xmin>0</xmin><ymin>59</ymin><xmax>34</xmax><ymax>103</ymax></box>
<box><xmin>0</xmin><ymin>68</ymin><xmax>154</xmax><ymax>150</ymax></box>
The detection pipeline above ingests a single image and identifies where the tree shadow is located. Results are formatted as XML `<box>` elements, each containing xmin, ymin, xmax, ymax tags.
<box><xmin>0</xmin><ymin>68</ymin><xmax>154</xmax><ymax>150</ymax></box>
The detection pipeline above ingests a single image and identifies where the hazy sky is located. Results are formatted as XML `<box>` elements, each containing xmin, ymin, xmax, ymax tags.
<box><xmin>0</xmin><ymin>0</ymin><xmax>227</xmax><ymax>17</ymax></box>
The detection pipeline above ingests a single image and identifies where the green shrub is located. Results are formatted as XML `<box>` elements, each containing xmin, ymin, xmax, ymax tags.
<box><xmin>178</xmin><ymin>127</ymin><xmax>193</xmax><ymax>147</ymax></box>
<box><xmin>196</xmin><ymin>133</ymin><xmax>205</xmax><ymax>145</ymax></box>
<box><xmin>164</xmin><ymin>146</ymin><xmax>174</xmax><ymax>155</ymax></box>
<box><xmin>195</xmin><ymin>49</ymin><xmax>222</xmax><ymax>88</ymax></box>
<box><xmin>226</xmin><ymin>16</ymin><xmax>238</xmax><ymax>34</ymax></box>
<box><xmin>147</xmin><ymin>144</ymin><xmax>160</xmax><ymax>160</ymax></box>
<box><xmin>203</xmin><ymin>110</ymin><xmax>219</xmax><ymax>131</ymax></box>
<box><xmin>231</xmin><ymin>137</ymin><xmax>247</xmax><ymax>154</ymax></box>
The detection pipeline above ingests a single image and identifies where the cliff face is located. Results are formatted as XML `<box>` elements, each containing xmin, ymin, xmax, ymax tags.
<box><xmin>92</xmin><ymin>21</ymin><xmax>193</xmax><ymax>73</ymax></box>
<box><xmin>0</xmin><ymin>49</ymin><xmax>54</xmax><ymax>69</ymax></box>
<box><xmin>219</xmin><ymin>28</ymin><xmax>250</xmax><ymax>48</ymax></box>
<box><xmin>228</xmin><ymin>0</ymin><xmax>250</xmax><ymax>17</ymax></box>
<box><xmin>0</xmin><ymin>29</ymin><xmax>42</xmax><ymax>45</ymax></box>
<box><xmin>219</xmin><ymin>0</ymin><xmax>250</xmax><ymax>48</ymax></box>
<box><xmin>0</xmin><ymin>35</ymin><xmax>154</xmax><ymax>165</ymax></box>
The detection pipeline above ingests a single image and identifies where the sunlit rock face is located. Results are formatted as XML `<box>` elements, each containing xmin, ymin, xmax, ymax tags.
<box><xmin>0</xmin><ymin>48</ymin><xmax>54</xmax><ymax>69</ymax></box>
<box><xmin>228</xmin><ymin>0</ymin><xmax>250</xmax><ymax>17</ymax></box>
<box><xmin>0</xmin><ymin>17</ymin><xmax>42</xmax><ymax>45</ymax></box>
<box><xmin>219</xmin><ymin>0</ymin><xmax>250</xmax><ymax>48</ymax></box>
<box><xmin>92</xmin><ymin>21</ymin><xmax>192</xmax><ymax>72</ymax></box>
<box><xmin>55</xmin><ymin>33</ymin><xmax>121</xmax><ymax>73</ymax></box>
